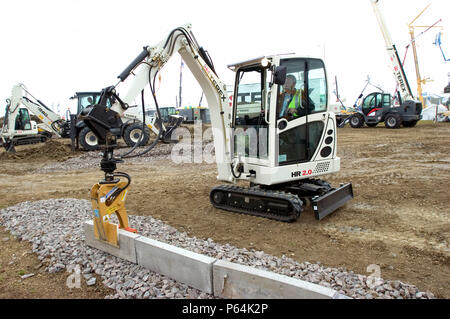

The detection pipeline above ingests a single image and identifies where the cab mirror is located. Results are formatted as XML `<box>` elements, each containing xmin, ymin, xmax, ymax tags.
<box><xmin>273</xmin><ymin>66</ymin><xmax>287</xmax><ymax>85</ymax></box>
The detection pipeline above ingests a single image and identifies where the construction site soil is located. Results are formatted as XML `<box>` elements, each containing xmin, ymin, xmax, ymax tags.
<box><xmin>0</xmin><ymin>122</ymin><xmax>449</xmax><ymax>298</ymax></box>
<box><xmin>0</xmin><ymin>139</ymin><xmax>82</xmax><ymax>162</ymax></box>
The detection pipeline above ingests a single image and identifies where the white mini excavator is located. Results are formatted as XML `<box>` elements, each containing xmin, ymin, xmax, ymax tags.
<box><xmin>1</xmin><ymin>83</ymin><xmax>71</xmax><ymax>152</ymax></box>
<box><xmin>79</xmin><ymin>24</ymin><xmax>353</xmax><ymax>244</ymax></box>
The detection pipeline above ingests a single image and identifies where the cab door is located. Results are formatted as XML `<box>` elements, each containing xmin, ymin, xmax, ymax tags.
<box><xmin>232</xmin><ymin>64</ymin><xmax>269</xmax><ymax>162</ymax></box>
<box><xmin>276</xmin><ymin>58</ymin><xmax>328</xmax><ymax>166</ymax></box>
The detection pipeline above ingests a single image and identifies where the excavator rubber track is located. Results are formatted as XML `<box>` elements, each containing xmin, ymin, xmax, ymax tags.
<box><xmin>1</xmin><ymin>134</ymin><xmax>50</xmax><ymax>152</ymax></box>
<box><xmin>210</xmin><ymin>185</ymin><xmax>303</xmax><ymax>222</ymax></box>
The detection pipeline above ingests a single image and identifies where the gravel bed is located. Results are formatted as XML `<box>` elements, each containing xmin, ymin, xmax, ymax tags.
<box><xmin>0</xmin><ymin>198</ymin><xmax>435</xmax><ymax>299</ymax></box>
<box><xmin>35</xmin><ymin>143</ymin><xmax>175</xmax><ymax>173</ymax></box>
<box><xmin>36</xmin><ymin>139</ymin><xmax>214</xmax><ymax>173</ymax></box>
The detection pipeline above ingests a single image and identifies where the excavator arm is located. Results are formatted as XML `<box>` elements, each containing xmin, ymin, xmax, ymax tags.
<box><xmin>81</xmin><ymin>23</ymin><xmax>233</xmax><ymax>181</ymax></box>
<box><xmin>8</xmin><ymin>84</ymin><xmax>68</xmax><ymax>137</ymax></box>
<box><xmin>81</xmin><ymin>24</ymin><xmax>241</xmax><ymax>246</ymax></box>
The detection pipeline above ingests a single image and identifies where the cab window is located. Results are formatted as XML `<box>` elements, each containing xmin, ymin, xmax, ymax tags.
<box><xmin>308</xmin><ymin>66</ymin><xmax>327</xmax><ymax>114</ymax></box>
<box><xmin>79</xmin><ymin>95</ymin><xmax>100</xmax><ymax>110</ymax></box>
<box><xmin>383</xmin><ymin>94</ymin><xmax>391</xmax><ymax>107</ymax></box>
<box><xmin>234</xmin><ymin>66</ymin><xmax>264</xmax><ymax>126</ymax></box>
<box><xmin>77</xmin><ymin>94</ymin><xmax>109</xmax><ymax>113</ymax></box>
<box><xmin>363</xmin><ymin>94</ymin><xmax>376</xmax><ymax>109</ymax></box>
<box><xmin>15</xmin><ymin>108</ymin><xmax>31</xmax><ymax>130</ymax></box>
<box><xmin>277</xmin><ymin>59</ymin><xmax>327</xmax><ymax>121</ymax></box>
<box><xmin>233</xmin><ymin>65</ymin><xmax>269</xmax><ymax>159</ymax></box>
<box><xmin>277</xmin><ymin>58</ymin><xmax>328</xmax><ymax>165</ymax></box>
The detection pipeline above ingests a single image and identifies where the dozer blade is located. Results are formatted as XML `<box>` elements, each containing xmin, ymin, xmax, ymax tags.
<box><xmin>311</xmin><ymin>183</ymin><xmax>353</xmax><ymax>220</ymax></box>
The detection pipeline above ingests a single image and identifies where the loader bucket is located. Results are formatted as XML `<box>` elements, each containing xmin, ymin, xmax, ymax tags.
<box><xmin>311</xmin><ymin>183</ymin><xmax>353</xmax><ymax>220</ymax></box>
<box><xmin>161</xmin><ymin>115</ymin><xmax>183</xmax><ymax>143</ymax></box>
<box><xmin>3</xmin><ymin>140</ymin><xmax>16</xmax><ymax>153</ymax></box>
<box><xmin>338</xmin><ymin>115</ymin><xmax>353</xmax><ymax>128</ymax></box>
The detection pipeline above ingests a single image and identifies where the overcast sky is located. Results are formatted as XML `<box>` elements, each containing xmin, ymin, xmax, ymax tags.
<box><xmin>1</xmin><ymin>0</ymin><xmax>449</xmax><ymax>114</ymax></box>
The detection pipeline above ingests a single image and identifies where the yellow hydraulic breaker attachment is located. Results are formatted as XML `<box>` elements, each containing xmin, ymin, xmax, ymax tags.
<box><xmin>90</xmin><ymin>179</ymin><xmax>136</xmax><ymax>247</ymax></box>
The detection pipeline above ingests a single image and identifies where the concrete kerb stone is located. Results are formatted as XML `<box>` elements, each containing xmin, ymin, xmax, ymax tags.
<box><xmin>213</xmin><ymin>259</ymin><xmax>348</xmax><ymax>299</ymax></box>
<box><xmin>84</xmin><ymin>220</ymin><xmax>140</xmax><ymax>263</ymax></box>
<box><xmin>135</xmin><ymin>236</ymin><xmax>216</xmax><ymax>294</ymax></box>
<box><xmin>84</xmin><ymin>220</ymin><xmax>350</xmax><ymax>299</ymax></box>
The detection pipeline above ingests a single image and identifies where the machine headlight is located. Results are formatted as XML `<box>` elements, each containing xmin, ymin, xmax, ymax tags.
<box><xmin>261</xmin><ymin>57</ymin><xmax>270</xmax><ymax>68</ymax></box>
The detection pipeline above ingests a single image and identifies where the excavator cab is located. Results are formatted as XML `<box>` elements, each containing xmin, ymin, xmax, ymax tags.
<box><xmin>14</xmin><ymin>108</ymin><xmax>32</xmax><ymax>131</ymax></box>
<box><xmin>1</xmin><ymin>105</ymin><xmax>39</xmax><ymax>152</ymax></box>
<box><xmin>230</xmin><ymin>57</ymin><xmax>331</xmax><ymax>169</ymax></box>
<box><xmin>211</xmin><ymin>55</ymin><xmax>353</xmax><ymax>221</ymax></box>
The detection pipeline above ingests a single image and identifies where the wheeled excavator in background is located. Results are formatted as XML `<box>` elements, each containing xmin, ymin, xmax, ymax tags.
<box><xmin>78</xmin><ymin>24</ymin><xmax>353</xmax><ymax>246</ymax></box>
<box><xmin>340</xmin><ymin>0</ymin><xmax>422</xmax><ymax>129</ymax></box>
<box><xmin>0</xmin><ymin>83</ymin><xmax>71</xmax><ymax>152</ymax></box>
<box><xmin>70</xmin><ymin>92</ymin><xmax>182</xmax><ymax>151</ymax></box>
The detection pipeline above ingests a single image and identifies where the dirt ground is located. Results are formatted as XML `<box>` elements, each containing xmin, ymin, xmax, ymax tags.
<box><xmin>0</xmin><ymin>227</ymin><xmax>114</xmax><ymax>298</ymax></box>
<box><xmin>0</xmin><ymin>121</ymin><xmax>449</xmax><ymax>298</ymax></box>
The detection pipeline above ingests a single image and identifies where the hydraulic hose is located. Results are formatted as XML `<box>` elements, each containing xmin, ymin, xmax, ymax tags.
<box><xmin>120</xmin><ymin>66</ymin><xmax>164</xmax><ymax>159</ymax></box>
<box><xmin>117</xmin><ymin>89</ymin><xmax>148</xmax><ymax>158</ymax></box>
<box><xmin>119</xmin><ymin>26</ymin><xmax>210</xmax><ymax>159</ymax></box>
<box><xmin>105</xmin><ymin>171</ymin><xmax>131</xmax><ymax>206</ymax></box>
<box><xmin>230</xmin><ymin>162</ymin><xmax>242</xmax><ymax>179</ymax></box>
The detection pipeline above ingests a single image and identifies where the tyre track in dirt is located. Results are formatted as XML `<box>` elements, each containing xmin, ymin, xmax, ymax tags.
<box><xmin>321</xmin><ymin>224</ymin><xmax>449</xmax><ymax>255</ymax></box>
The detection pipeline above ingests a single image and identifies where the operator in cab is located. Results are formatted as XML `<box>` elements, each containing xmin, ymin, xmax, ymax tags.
<box><xmin>277</xmin><ymin>74</ymin><xmax>305</xmax><ymax>120</ymax></box>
